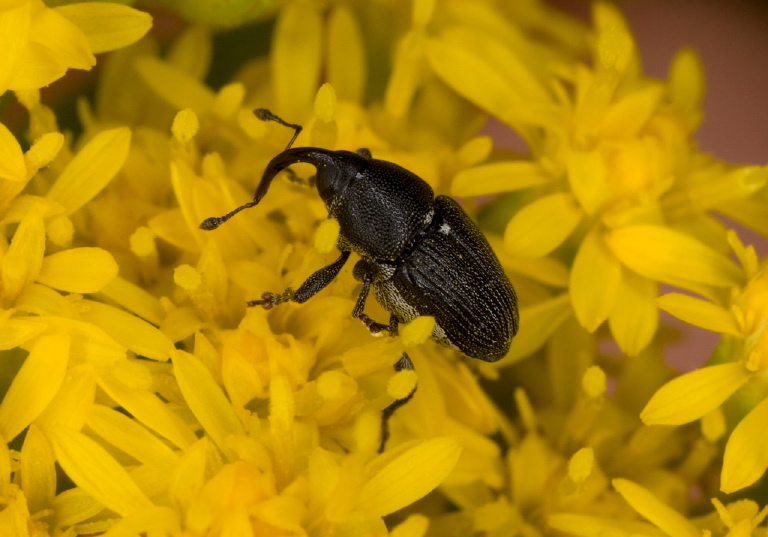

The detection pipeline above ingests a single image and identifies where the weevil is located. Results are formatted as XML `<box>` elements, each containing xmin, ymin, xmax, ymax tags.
<box><xmin>200</xmin><ymin>109</ymin><xmax>519</xmax><ymax>451</ymax></box>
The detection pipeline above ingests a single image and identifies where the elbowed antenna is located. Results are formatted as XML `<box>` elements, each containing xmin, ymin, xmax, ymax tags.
<box><xmin>199</xmin><ymin>109</ymin><xmax>304</xmax><ymax>231</ymax></box>
<box><xmin>254</xmin><ymin>109</ymin><xmax>302</xmax><ymax>150</ymax></box>
<box><xmin>199</xmin><ymin>201</ymin><xmax>258</xmax><ymax>230</ymax></box>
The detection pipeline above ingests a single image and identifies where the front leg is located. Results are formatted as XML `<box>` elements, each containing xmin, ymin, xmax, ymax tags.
<box><xmin>248</xmin><ymin>251</ymin><xmax>350</xmax><ymax>308</ymax></box>
<box><xmin>352</xmin><ymin>260</ymin><xmax>398</xmax><ymax>336</ymax></box>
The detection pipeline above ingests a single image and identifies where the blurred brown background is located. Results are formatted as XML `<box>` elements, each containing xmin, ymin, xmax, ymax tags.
<box><xmin>553</xmin><ymin>0</ymin><xmax>768</xmax><ymax>166</ymax></box>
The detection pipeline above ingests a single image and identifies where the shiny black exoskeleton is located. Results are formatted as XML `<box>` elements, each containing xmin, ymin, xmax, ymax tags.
<box><xmin>200</xmin><ymin>109</ymin><xmax>519</xmax><ymax>450</ymax></box>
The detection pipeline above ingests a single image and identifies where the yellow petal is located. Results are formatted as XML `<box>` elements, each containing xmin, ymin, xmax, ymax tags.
<box><xmin>172</xmin><ymin>349</ymin><xmax>244</xmax><ymax>458</ymax></box>
<box><xmin>0</xmin><ymin>2</ymin><xmax>31</xmax><ymax>95</ymax></box>
<box><xmin>457</xmin><ymin>136</ymin><xmax>493</xmax><ymax>167</ymax></box>
<box><xmin>2</xmin><ymin>195</ymin><xmax>64</xmax><ymax>224</ymax></box>
<box><xmin>608</xmin><ymin>270</ymin><xmax>658</xmax><ymax>355</ymax></box>
<box><xmin>593</xmin><ymin>2</ymin><xmax>635</xmax><ymax>74</ymax></box>
<box><xmin>490</xmin><ymin>234</ymin><xmax>568</xmax><ymax>287</ymax></box>
<box><xmin>384</xmin><ymin>30</ymin><xmax>425</xmax><ymax>118</ymax></box>
<box><xmin>504</xmin><ymin>193</ymin><xmax>582</xmax><ymax>257</ymax></box>
<box><xmin>689</xmin><ymin>166</ymin><xmax>768</xmax><ymax>212</ymax></box>
<box><xmin>509</xmin><ymin>432</ymin><xmax>556</xmax><ymax>505</ymax></box>
<box><xmin>9</xmin><ymin>41</ymin><xmax>66</xmax><ymax>91</ymax></box>
<box><xmin>45</xmin><ymin>425</ymin><xmax>153</xmax><ymax>516</ymax></box>
<box><xmin>29</xmin><ymin>4</ymin><xmax>95</xmax><ymax>71</ymax></box>
<box><xmin>327</xmin><ymin>5</ymin><xmax>365</xmax><ymax>103</ymax></box>
<box><xmin>134</xmin><ymin>56</ymin><xmax>214</xmax><ymax>114</ymax></box>
<box><xmin>641</xmin><ymin>362</ymin><xmax>750</xmax><ymax>425</ymax></box>
<box><xmin>727</xmin><ymin>229</ymin><xmax>759</xmax><ymax>279</ymax></box>
<box><xmin>211</xmin><ymin>82</ymin><xmax>244</xmax><ymax>120</ymax></box>
<box><xmin>20</xmin><ymin>424</ymin><xmax>56</xmax><ymax>516</ymax></box>
<box><xmin>99</xmin><ymin>276</ymin><xmax>166</xmax><ymax>326</ymax></box>
<box><xmin>53</xmin><ymin>487</ymin><xmax>103</xmax><ymax>529</ymax></box>
<box><xmin>570</xmin><ymin>229</ymin><xmax>621</xmax><ymax>332</ymax></box>
<box><xmin>46</xmin><ymin>127</ymin><xmax>131</xmax><ymax>215</ymax></box>
<box><xmin>24</xmin><ymin>131</ymin><xmax>65</xmax><ymax>176</ymax></box>
<box><xmin>55</xmin><ymin>3</ymin><xmax>152</xmax><ymax>54</ymax></box>
<box><xmin>0</xmin><ymin>0</ymin><xmax>27</xmax><ymax>11</ymax></box>
<box><xmin>221</xmin><ymin>345</ymin><xmax>265</xmax><ymax>408</ymax></box>
<box><xmin>91</xmin><ymin>506</ymin><xmax>181</xmax><ymax>536</ymax></box>
<box><xmin>566</xmin><ymin>147</ymin><xmax>608</xmax><ymax>215</ymax></box>
<box><xmin>272</xmin><ymin>2</ymin><xmax>322</xmax><ymax>119</ymax></box>
<box><xmin>37</xmin><ymin>247</ymin><xmax>118</xmax><ymax>293</ymax></box>
<box><xmin>1</xmin><ymin>206</ymin><xmax>45</xmax><ymax>300</ymax></box>
<box><xmin>601</xmin><ymin>83</ymin><xmax>663</xmax><ymax>139</ymax></box>
<box><xmin>507</xmin><ymin>294</ymin><xmax>572</xmax><ymax>362</ymax></box>
<box><xmin>34</xmin><ymin>367</ymin><xmax>95</xmax><ymax>437</ymax></box>
<box><xmin>0</xmin><ymin>121</ymin><xmax>26</xmax><ymax>182</ymax></box>
<box><xmin>440</xmin><ymin>26</ymin><xmax>549</xmax><ymax>103</ymax></box>
<box><xmin>549</xmin><ymin>513</ymin><xmax>655</xmax><ymax>536</ymax></box>
<box><xmin>148</xmin><ymin>209</ymin><xmax>197</xmax><ymax>252</ymax></box>
<box><xmin>39</xmin><ymin>316</ymin><xmax>125</xmax><ymax>368</ymax></box>
<box><xmin>426</xmin><ymin>35</ymin><xmax>515</xmax><ymax>122</ymax></box>
<box><xmin>358</xmin><ymin>437</ymin><xmax>462</xmax><ymax>516</ymax></box>
<box><xmin>168</xmin><ymin>438</ymin><xmax>210</xmax><ymax>512</ymax></box>
<box><xmin>269</xmin><ymin>372</ymin><xmax>296</xmax><ymax>488</ymax></box>
<box><xmin>606</xmin><ymin>225</ymin><xmax>743</xmax><ymax>288</ymax></box>
<box><xmin>0</xmin><ymin>434</ymin><xmax>9</xmax><ymax>488</ymax></box>
<box><xmin>86</xmin><ymin>404</ymin><xmax>179</xmax><ymax>469</ymax></box>
<box><xmin>451</xmin><ymin>161</ymin><xmax>550</xmax><ymax>197</ymax></box>
<box><xmin>78</xmin><ymin>300</ymin><xmax>173</xmax><ymax>361</ymax></box>
<box><xmin>0</xmin><ymin>333</ymin><xmax>69</xmax><ymax>441</ymax></box>
<box><xmin>669</xmin><ymin>47</ymin><xmax>704</xmax><ymax>128</ymax></box>
<box><xmin>412</xmin><ymin>0</ymin><xmax>435</xmax><ymax>27</ymax></box>
<box><xmin>391</xmin><ymin>514</ymin><xmax>429</xmax><ymax>537</ymax></box>
<box><xmin>657</xmin><ymin>293</ymin><xmax>740</xmax><ymax>335</ymax></box>
<box><xmin>0</xmin><ymin>316</ymin><xmax>47</xmax><ymax>350</ymax></box>
<box><xmin>16</xmin><ymin>283</ymin><xmax>74</xmax><ymax>318</ymax></box>
<box><xmin>167</xmin><ymin>25</ymin><xmax>211</xmax><ymax>80</ymax></box>
<box><xmin>721</xmin><ymin>396</ymin><xmax>768</xmax><ymax>493</ymax></box>
<box><xmin>612</xmin><ymin>478</ymin><xmax>699</xmax><ymax>537</ymax></box>
<box><xmin>95</xmin><ymin>367</ymin><xmax>197</xmax><ymax>450</ymax></box>
<box><xmin>718</xmin><ymin>197</ymin><xmax>768</xmax><ymax>238</ymax></box>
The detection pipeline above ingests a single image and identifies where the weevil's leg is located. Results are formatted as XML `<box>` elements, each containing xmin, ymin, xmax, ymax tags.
<box><xmin>352</xmin><ymin>261</ymin><xmax>396</xmax><ymax>336</ymax></box>
<box><xmin>249</xmin><ymin>251</ymin><xmax>350</xmax><ymax>308</ymax></box>
<box><xmin>379</xmin><ymin>351</ymin><xmax>417</xmax><ymax>452</ymax></box>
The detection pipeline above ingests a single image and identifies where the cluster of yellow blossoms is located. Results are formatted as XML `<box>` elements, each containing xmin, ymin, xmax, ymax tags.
<box><xmin>1</xmin><ymin>0</ymin><xmax>767</xmax><ymax>536</ymax></box>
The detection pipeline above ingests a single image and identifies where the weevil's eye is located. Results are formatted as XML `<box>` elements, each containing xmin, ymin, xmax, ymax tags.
<box><xmin>356</xmin><ymin>148</ymin><xmax>372</xmax><ymax>159</ymax></box>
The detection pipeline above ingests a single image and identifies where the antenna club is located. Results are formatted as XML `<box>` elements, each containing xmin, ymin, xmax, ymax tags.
<box><xmin>255</xmin><ymin>108</ymin><xmax>271</xmax><ymax>121</ymax></box>
<box><xmin>199</xmin><ymin>217</ymin><xmax>222</xmax><ymax>230</ymax></box>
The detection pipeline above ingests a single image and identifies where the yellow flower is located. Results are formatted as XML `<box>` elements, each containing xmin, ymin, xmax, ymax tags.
<box><xmin>440</xmin><ymin>2</ymin><xmax>760</xmax><ymax>358</ymax></box>
<box><xmin>643</xmin><ymin>231</ymin><xmax>768</xmax><ymax>493</ymax></box>
<box><xmin>553</xmin><ymin>479</ymin><xmax>768</xmax><ymax>537</ymax></box>
<box><xmin>1</xmin><ymin>1</ymin><xmax>767</xmax><ymax>536</ymax></box>
<box><xmin>0</xmin><ymin>0</ymin><xmax>151</xmax><ymax>95</ymax></box>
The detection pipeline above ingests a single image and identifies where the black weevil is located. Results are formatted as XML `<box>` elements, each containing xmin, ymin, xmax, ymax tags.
<box><xmin>200</xmin><ymin>109</ymin><xmax>519</xmax><ymax>451</ymax></box>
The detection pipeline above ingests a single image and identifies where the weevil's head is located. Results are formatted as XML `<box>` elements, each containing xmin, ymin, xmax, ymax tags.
<box><xmin>260</xmin><ymin>147</ymin><xmax>369</xmax><ymax>209</ymax></box>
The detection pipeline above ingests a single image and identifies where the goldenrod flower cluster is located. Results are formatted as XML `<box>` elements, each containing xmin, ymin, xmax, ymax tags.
<box><xmin>1</xmin><ymin>1</ymin><xmax>767</xmax><ymax>536</ymax></box>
